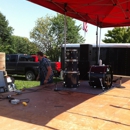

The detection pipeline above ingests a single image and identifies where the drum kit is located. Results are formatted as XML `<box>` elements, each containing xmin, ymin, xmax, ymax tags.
<box><xmin>88</xmin><ymin>65</ymin><xmax>113</xmax><ymax>91</ymax></box>
<box><xmin>63</xmin><ymin>49</ymin><xmax>80</xmax><ymax>88</ymax></box>
<box><xmin>63</xmin><ymin>49</ymin><xmax>113</xmax><ymax>90</ymax></box>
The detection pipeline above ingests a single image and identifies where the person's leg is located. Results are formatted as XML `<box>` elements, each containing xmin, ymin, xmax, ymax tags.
<box><xmin>47</xmin><ymin>78</ymin><xmax>53</xmax><ymax>84</ymax></box>
<box><xmin>40</xmin><ymin>79</ymin><xmax>44</xmax><ymax>85</ymax></box>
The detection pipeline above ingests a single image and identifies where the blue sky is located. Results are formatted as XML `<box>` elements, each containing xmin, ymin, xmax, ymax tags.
<box><xmin>0</xmin><ymin>0</ymin><xmax>113</xmax><ymax>43</ymax></box>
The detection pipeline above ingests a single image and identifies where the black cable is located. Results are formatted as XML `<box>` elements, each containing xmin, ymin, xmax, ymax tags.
<box><xmin>0</xmin><ymin>94</ymin><xmax>10</xmax><ymax>101</ymax></box>
<box><xmin>53</xmin><ymin>81</ymin><xmax>75</xmax><ymax>95</ymax></box>
<box><xmin>57</xmin><ymin>90</ymin><xmax>73</xmax><ymax>95</ymax></box>
<box><xmin>112</xmin><ymin>77</ymin><xmax>122</xmax><ymax>83</ymax></box>
<box><xmin>20</xmin><ymin>84</ymin><xmax>53</xmax><ymax>94</ymax></box>
<box><xmin>0</xmin><ymin>97</ymin><xmax>7</xmax><ymax>101</ymax></box>
<box><xmin>0</xmin><ymin>93</ymin><xmax>30</xmax><ymax>103</ymax></box>
<box><xmin>53</xmin><ymin>80</ymin><xmax>76</xmax><ymax>95</ymax></box>
<box><xmin>20</xmin><ymin>98</ymin><xmax>30</xmax><ymax>103</ymax></box>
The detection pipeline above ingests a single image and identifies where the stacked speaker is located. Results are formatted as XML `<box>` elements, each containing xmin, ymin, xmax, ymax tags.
<box><xmin>79</xmin><ymin>44</ymin><xmax>92</xmax><ymax>80</ymax></box>
<box><xmin>63</xmin><ymin>49</ymin><xmax>80</xmax><ymax>88</ymax></box>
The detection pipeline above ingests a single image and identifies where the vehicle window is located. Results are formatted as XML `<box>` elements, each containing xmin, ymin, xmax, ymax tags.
<box><xmin>28</xmin><ymin>57</ymin><xmax>34</xmax><ymax>61</ymax></box>
<box><xmin>19</xmin><ymin>55</ymin><xmax>34</xmax><ymax>61</ymax></box>
<box><xmin>6</xmin><ymin>55</ymin><xmax>10</xmax><ymax>62</ymax></box>
<box><xmin>19</xmin><ymin>56</ymin><xmax>27</xmax><ymax>61</ymax></box>
<box><xmin>10</xmin><ymin>55</ymin><xmax>17</xmax><ymax>62</ymax></box>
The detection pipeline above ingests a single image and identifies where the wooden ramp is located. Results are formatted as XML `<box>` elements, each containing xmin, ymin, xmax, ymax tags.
<box><xmin>0</xmin><ymin>76</ymin><xmax>130</xmax><ymax>130</ymax></box>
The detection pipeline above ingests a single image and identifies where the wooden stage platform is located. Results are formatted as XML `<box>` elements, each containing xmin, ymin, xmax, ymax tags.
<box><xmin>0</xmin><ymin>76</ymin><xmax>130</xmax><ymax>130</ymax></box>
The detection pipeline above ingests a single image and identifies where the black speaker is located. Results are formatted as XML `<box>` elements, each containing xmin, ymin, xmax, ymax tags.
<box><xmin>78</xmin><ymin>61</ymin><xmax>90</xmax><ymax>80</ymax></box>
<box><xmin>80</xmin><ymin>44</ymin><xmax>92</xmax><ymax>61</ymax></box>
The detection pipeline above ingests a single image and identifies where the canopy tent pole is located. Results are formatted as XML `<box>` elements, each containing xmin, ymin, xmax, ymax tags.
<box><xmin>96</xmin><ymin>17</ymin><xmax>99</xmax><ymax>65</ymax></box>
<box><xmin>64</xmin><ymin>13</ymin><xmax>67</xmax><ymax>70</ymax></box>
<box><xmin>63</xmin><ymin>4</ymin><xmax>67</xmax><ymax>71</ymax></box>
<box><xmin>98</xmin><ymin>28</ymin><xmax>102</xmax><ymax>63</ymax></box>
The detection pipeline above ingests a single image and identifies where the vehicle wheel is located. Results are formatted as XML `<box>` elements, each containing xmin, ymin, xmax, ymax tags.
<box><xmin>25</xmin><ymin>71</ymin><xmax>35</xmax><ymax>81</ymax></box>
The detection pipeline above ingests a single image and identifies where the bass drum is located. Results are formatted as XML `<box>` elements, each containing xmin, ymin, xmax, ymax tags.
<box><xmin>88</xmin><ymin>65</ymin><xmax>113</xmax><ymax>89</ymax></box>
<box><xmin>63</xmin><ymin>71</ymin><xmax>80</xmax><ymax>88</ymax></box>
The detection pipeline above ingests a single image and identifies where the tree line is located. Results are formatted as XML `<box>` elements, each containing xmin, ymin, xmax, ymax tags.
<box><xmin>0</xmin><ymin>12</ymin><xmax>39</xmax><ymax>55</ymax></box>
<box><xmin>1</xmin><ymin>11</ymin><xmax>130</xmax><ymax>61</ymax></box>
<box><xmin>0</xmin><ymin>12</ymin><xmax>85</xmax><ymax>61</ymax></box>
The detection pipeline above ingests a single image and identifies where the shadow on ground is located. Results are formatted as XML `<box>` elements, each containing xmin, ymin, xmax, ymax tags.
<box><xmin>0</xmin><ymin>82</ymin><xmax>96</xmax><ymax>128</ymax></box>
<box><xmin>0</xmin><ymin>75</ymin><xmax>129</xmax><ymax>129</ymax></box>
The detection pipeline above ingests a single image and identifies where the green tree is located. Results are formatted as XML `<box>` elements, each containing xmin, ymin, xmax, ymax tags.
<box><xmin>30</xmin><ymin>14</ymin><xmax>85</xmax><ymax>61</ymax></box>
<box><xmin>11</xmin><ymin>35</ymin><xmax>39</xmax><ymax>54</ymax></box>
<box><xmin>49</xmin><ymin>14</ymin><xmax>85</xmax><ymax>61</ymax></box>
<box><xmin>0</xmin><ymin>12</ymin><xmax>13</xmax><ymax>44</ymax></box>
<box><xmin>30</xmin><ymin>16</ymin><xmax>52</xmax><ymax>54</ymax></box>
<box><xmin>0</xmin><ymin>12</ymin><xmax>38</xmax><ymax>54</ymax></box>
<box><xmin>102</xmin><ymin>27</ymin><xmax>130</xmax><ymax>43</ymax></box>
<box><xmin>0</xmin><ymin>12</ymin><xmax>14</xmax><ymax>53</ymax></box>
<box><xmin>28</xmin><ymin>41</ymin><xmax>40</xmax><ymax>55</ymax></box>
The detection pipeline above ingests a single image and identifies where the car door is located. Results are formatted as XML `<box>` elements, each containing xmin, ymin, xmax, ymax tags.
<box><xmin>6</xmin><ymin>55</ymin><xmax>18</xmax><ymax>74</ymax></box>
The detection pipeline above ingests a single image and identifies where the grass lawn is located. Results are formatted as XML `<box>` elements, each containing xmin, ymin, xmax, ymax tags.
<box><xmin>13</xmin><ymin>76</ymin><xmax>63</xmax><ymax>90</ymax></box>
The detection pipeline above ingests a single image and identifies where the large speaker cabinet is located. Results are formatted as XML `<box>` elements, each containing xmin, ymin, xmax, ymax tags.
<box><xmin>78</xmin><ymin>61</ymin><xmax>90</xmax><ymax>80</ymax></box>
<box><xmin>80</xmin><ymin>44</ymin><xmax>92</xmax><ymax>61</ymax></box>
<box><xmin>79</xmin><ymin>44</ymin><xmax>92</xmax><ymax>80</ymax></box>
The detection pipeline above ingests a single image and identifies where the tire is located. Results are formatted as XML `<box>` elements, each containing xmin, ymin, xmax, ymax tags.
<box><xmin>25</xmin><ymin>71</ymin><xmax>35</xmax><ymax>81</ymax></box>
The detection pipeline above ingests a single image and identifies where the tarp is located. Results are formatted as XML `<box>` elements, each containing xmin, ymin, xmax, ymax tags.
<box><xmin>28</xmin><ymin>0</ymin><xmax>130</xmax><ymax>28</ymax></box>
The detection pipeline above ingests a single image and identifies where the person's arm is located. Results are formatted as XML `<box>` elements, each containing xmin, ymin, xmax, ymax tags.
<box><xmin>36</xmin><ymin>64</ymin><xmax>40</xmax><ymax>80</ymax></box>
<box><xmin>36</xmin><ymin>74</ymin><xmax>40</xmax><ymax>81</ymax></box>
<box><xmin>45</xmin><ymin>66</ymin><xmax>52</xmax><ymax>81</ymax></box>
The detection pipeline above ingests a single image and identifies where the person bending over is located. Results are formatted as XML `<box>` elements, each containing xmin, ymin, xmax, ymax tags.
<box><xmin>36</xmin><ymin>51</ymin><xmax>53</xmax><ymax>85</ymax></box>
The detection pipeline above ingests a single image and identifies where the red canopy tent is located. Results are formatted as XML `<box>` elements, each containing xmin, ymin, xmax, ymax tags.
<box><xmin>28</xmin><ymin>0</ymin><xmax>130</xmax><ymax>28</ymax></box>
<box><xmin>28</xmin><ymin>0</ymin><xmax>130</xmax><ymax>64</ymax></box>
<box><xmin>27</xmin><ymin>0</ymin><xmax>130</xmax><ymax>88</ymax></box>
